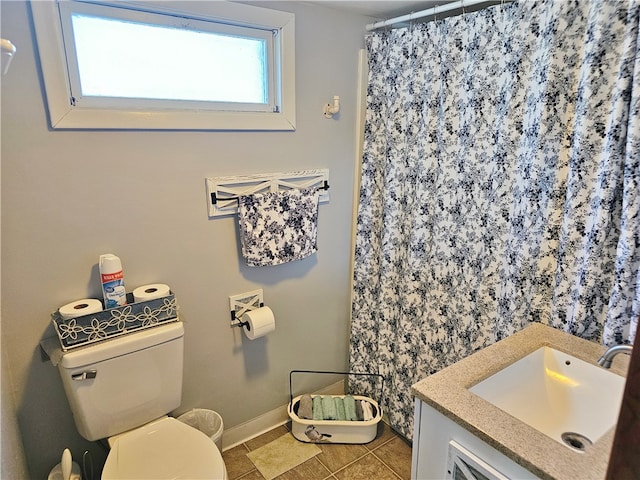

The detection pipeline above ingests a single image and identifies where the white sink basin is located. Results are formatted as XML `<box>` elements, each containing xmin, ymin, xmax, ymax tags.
<box><xmin>469</xmin><ymin>346</ymin><xmax>625</xmax><ymax>450</ymax></box>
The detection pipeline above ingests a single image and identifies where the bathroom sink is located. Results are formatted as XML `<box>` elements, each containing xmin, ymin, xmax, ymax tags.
<box><xmin>469</xmin><ymin>346</ymin><xmax>625</xmax><ymax>450</ymax></box>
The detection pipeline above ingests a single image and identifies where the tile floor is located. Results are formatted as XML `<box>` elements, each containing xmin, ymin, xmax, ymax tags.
<box><xmin>222</xmin><ymin>422</ymin><xmax>413</xmax><ymax>480</ymax></box>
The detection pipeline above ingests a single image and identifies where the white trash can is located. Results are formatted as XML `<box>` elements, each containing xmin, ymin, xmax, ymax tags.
<box><xmin>177</xmin><ymin>409</ymin><xmax>224</xmax><ymax>452</ymax></box>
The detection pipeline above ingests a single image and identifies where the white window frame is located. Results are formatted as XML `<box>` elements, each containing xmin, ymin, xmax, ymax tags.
<box><xmin>30</xmin><ymin>1</ymin><xmax>296</xmax><ymax>131</ymax></box>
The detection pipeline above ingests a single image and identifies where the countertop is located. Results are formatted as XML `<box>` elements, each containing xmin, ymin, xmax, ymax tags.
<box><xmin>411</xmin><ymin>323</ymin><xmax>630</xmax><ymax>480</ymax></box>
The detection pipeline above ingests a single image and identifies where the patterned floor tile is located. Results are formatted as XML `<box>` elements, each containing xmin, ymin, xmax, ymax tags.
<box><xmin>334</xmin><ymin>453</ymin><xmax>399</xmax><ymax>480</ymax></box>
<box><xmin>373</xmin><ymin>436</ymin><xmax>413</xmax><ymax>480</ymax></box>
<box><xmin>315</xmin><ymin>442</ymin><xmax>369</xmax><ymax>472</ymax></box>
<box><xmin>223</xmin><ymin>422</ymin><xmax>411</xmax><ymax>480</ymax></box>
<box><xmin>274</xmin><ymin>457</ymin><xmax>332</xmax><ymax>480</ymax></box>
<box><xmin>222</xmin><ymin>444</ymin><xmax>256</xmax><ymax>480</ymax></box>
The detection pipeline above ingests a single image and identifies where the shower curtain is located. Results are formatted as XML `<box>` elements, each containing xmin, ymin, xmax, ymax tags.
<box><xmin>350</xmin><ymin>0</ymin><xmax>640</xmax><ymax>439</ymax></box>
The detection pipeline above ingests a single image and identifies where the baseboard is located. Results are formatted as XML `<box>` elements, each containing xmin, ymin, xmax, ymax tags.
<box><xmin>221</xmin><ymin>380</ymin><xmax>344</xmax><ymax>451</ymax></box>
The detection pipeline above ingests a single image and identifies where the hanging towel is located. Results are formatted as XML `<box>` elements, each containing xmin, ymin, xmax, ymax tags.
<box><xmin>237</xmin><ymin>187</ymin><xmax>320</xmax><ymax>267</ymax></box>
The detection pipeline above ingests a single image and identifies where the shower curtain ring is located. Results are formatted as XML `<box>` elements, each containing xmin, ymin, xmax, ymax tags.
<box><xmin>408</xmin><ymin>11</ymin><xmax>416</xmax><ymax>32</ymax></box>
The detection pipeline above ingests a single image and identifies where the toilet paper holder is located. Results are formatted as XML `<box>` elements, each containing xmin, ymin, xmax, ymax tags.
<box><xmin>231</xmin><ymin>305</ymin><xmax>263</xmax><ymax>330</ymax></box>
<box><xmin>229</xmin><ymin>289</ymin><xmax>264</xmax><ymax>329</ymax></box>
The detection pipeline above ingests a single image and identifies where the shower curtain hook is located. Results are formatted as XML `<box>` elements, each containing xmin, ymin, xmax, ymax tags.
<box><xmin>461</xmin><ymin>0</ymin><xmax>466</xmax><ymax>15</ymax></box>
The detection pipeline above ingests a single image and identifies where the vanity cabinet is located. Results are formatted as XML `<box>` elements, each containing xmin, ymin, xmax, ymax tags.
<box><xmin>410</xmin><ymin>324</ymin><xmax>627</xmax><ymax>480</ymax></box>
<box><xmin>411</xmin><ymin>399</ymin><xmax>540</xmax><ymax>480</ymax></box>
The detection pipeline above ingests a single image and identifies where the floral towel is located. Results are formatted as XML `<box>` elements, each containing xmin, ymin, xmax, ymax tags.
<box><xmin>237</xmin><ymin>187</ymin><xmax>320</xmax><ymax>267</ymax></box>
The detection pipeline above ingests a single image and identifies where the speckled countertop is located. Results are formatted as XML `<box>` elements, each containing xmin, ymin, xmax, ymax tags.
<box><xmin>411</xmin><ymin>323</ymin><xmax>630</xmax><ymax>480</ymax></box>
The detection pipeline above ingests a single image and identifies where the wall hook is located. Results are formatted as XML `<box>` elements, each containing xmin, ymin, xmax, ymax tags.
<box><xmin>1</xmin><ymin>38</ymin><xmax>16</xmax><ymax>75</ymax></box>
<box><xmin>323</xmin><ymin>96</ymin><xmax>340</xmax><ymax>119</ymax></box>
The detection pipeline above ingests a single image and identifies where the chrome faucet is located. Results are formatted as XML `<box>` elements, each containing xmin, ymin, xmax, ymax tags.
<box><xmin>597</xmin><ymin>344</ymin><xmax>633</xmax><ymax>368</ymax></box>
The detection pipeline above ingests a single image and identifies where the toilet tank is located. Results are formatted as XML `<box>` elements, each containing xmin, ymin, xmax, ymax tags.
<box><xmin>58</xmin><ymin>322</ymin><xmax>184</xmax><ymax>441</ymax></box>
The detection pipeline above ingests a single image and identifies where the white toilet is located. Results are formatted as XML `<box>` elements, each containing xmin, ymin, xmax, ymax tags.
<box><xmin>57</xmin><ymin>322</ymin><xmax>228</xmax><ymax>479</ymax></box>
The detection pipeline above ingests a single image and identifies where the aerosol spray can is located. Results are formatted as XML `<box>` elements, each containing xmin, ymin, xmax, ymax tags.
<box><xmin>99</xmin><ymin>254</ymin><xmax>127</xmax><ymax>309</ymax></box>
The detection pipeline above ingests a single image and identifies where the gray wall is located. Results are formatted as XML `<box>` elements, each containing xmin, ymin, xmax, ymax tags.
<box><xmin>1</xmin><ymin>1</ymin><xmax>368</xmax><ymax>477</ymax></box>
<box><xmin>2</xmin><ymin>337</ymin><xmax>29</xmax><ymax>479</ymax></box>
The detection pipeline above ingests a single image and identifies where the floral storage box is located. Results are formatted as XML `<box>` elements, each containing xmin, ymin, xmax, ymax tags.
<box><xmin>52</xmin><ymin>293</ymin><xmax>178</xmax><ymax>351</ymax></box>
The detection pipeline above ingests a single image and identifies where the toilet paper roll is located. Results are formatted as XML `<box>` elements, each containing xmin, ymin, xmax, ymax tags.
<box><xmin>59</xmin><ymin>299</ymin><xmax>103</xmax><ymax>320</ymax></box>
<box><xmin>133</xmin><ymin>283</ymin><xmax>171</xmax><ymax>302</ymax></box>
<box><xmin>242</xmin><ymin>306</ymin><xmax>276</xmax><ymax>340</ymax></box>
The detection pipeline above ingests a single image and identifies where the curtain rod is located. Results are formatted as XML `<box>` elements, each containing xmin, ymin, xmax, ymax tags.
<box><xmin>365</xmin><ymin>0</ymin><xmax>492</xmax><ymax>31</ymax></box>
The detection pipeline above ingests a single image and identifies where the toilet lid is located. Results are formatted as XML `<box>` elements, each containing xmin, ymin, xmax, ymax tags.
<box><xmin>102</xmin><ymin>417</ymin><xmax>227</xmax><ymax>479</ymax></box>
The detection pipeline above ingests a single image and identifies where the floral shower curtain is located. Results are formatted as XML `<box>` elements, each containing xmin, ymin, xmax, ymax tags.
<box><xmin>350</xmin><ymin>0</ymin><xmax>640</xmax><ymax>439</ymax></box>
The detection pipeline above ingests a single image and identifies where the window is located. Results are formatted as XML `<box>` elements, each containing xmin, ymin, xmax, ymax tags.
<box><xmin>31</xmin><ymin>1</ymin><xmax>295</xmax><ymax>130</ymax></box>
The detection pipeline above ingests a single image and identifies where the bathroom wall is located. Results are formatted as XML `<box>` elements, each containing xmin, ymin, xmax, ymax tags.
<box><xmin>0</xmin><ymin>1</ymin><xmax>369</xmax><ymax>477</ymax></box>
<box><xmin>1</xmin><ymin>337</ymin><xmax>29</xmax><ymax>479</ymax></box>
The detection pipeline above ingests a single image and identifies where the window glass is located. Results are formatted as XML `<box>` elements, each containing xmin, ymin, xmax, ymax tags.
<box><xmin>70</xmin><ymin>13</ymin><xmax>269</xmax><ymax>104</ymax></box>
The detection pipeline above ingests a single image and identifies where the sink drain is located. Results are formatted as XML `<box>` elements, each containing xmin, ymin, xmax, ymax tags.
<box><xmin>561</xmin><ymin>432</ymin><xmax>592</xmax><ymax>452</ymax></box>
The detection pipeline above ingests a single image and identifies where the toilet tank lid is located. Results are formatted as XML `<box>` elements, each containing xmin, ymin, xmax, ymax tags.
<box><xmin>60</xmin><ymin>322</ymin><xmax>184</xmax><ymax>369</ymax></box>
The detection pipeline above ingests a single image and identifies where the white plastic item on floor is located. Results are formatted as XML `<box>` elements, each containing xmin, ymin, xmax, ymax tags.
<box><xmin>288</xmin><ymin>395</ymin><xmax>382</xmax><ymax>444</ymax></box>
<box><xmin>287</xmin><ymin>370</ymin><xmax>384</xmax><ymax>444</ymax></box>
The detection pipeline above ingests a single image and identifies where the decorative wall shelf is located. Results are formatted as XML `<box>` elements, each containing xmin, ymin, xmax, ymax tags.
<box><xmin>206</xmin><ymin>169</ymin><xmax>330</xmax><ymax>217</ymax></box>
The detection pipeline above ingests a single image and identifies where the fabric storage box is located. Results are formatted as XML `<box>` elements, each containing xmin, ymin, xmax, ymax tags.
<box><xmin>287</xmin><ymin>370</ymin><xmax>384</xmax><ymax>444</ymax></box>
<box><xmin>52</xmin><ymin>292</ymin><xmax>178</xmax><ymax>351</ymax></box>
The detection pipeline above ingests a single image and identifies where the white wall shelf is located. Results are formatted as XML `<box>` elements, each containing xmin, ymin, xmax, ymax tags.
<box><xmin>206</xmin><ymin>168</ymin><xmax>330</xmax><ymax>217</ymax></box>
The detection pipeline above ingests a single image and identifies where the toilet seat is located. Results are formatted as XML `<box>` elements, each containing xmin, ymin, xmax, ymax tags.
<box><xmin>102</xmin><ymin>417</ymin><xmax>227</xmax><ymax>479</ymax></box>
